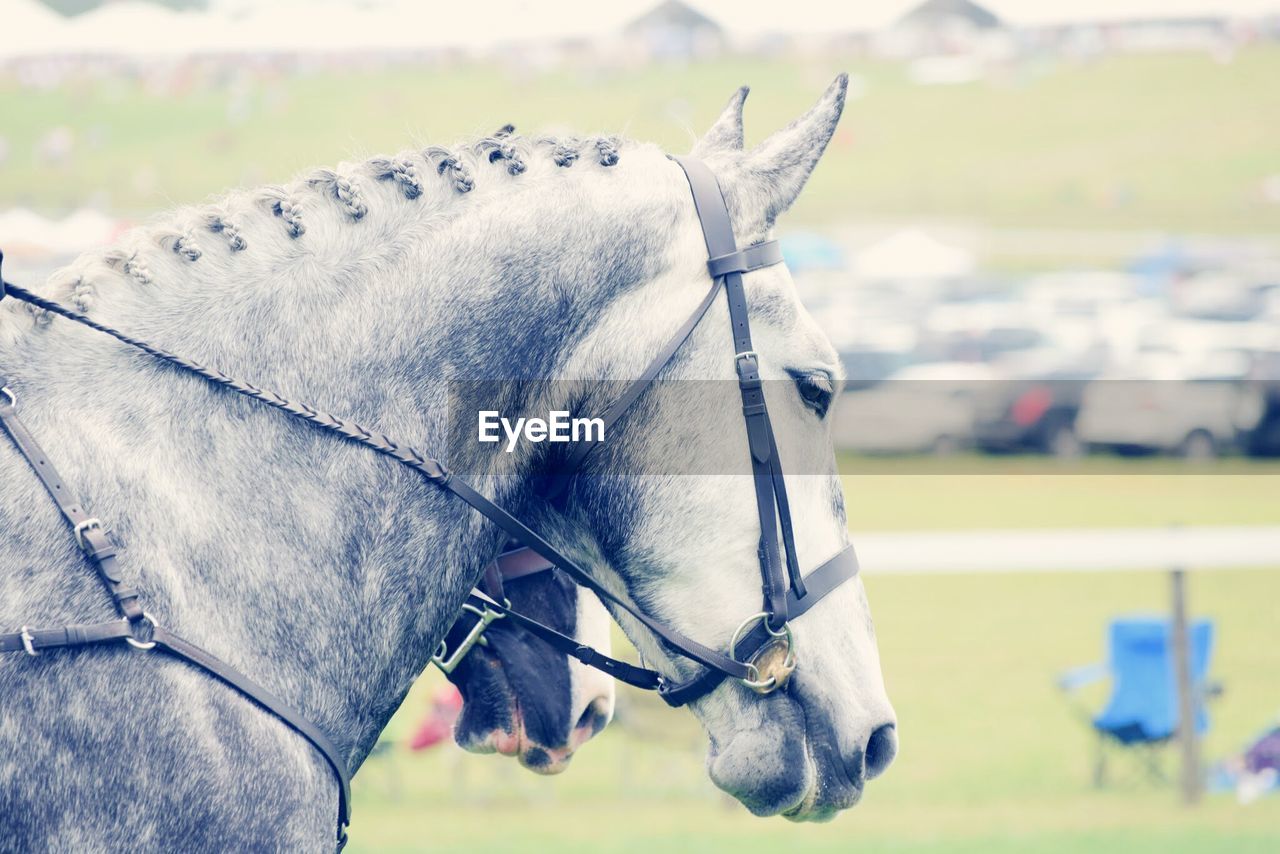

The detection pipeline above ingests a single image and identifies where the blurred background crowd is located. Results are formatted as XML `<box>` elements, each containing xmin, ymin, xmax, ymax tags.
<box><xmin>4</xmin><ymin>0</ymin><xmax>1280</xmax><ymax>464</ymax></box>
<box><xmin>4</xmin><ymin>1</ymin><xmax>1279</xmax><ymax>851</ymax></box>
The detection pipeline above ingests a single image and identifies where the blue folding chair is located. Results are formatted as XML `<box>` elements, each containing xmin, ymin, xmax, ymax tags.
<box><xmin>1058</xmin><ymin>615</ymin><xmax>1219</xmax><ymax>786</ymax></box>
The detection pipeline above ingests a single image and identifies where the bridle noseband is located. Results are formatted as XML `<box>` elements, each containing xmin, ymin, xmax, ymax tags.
<box><xmin>0</xmin><ymin>156</ymin><xmax>858</xmax><ymax>847</ymax></box>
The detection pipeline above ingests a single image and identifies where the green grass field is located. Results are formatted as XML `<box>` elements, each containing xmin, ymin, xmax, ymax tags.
<box><xmin>3</xmin><ymin>48</ymin><xmax>1279</xmax><ymax>232</ymax></box>
<box><xmin>348</xmin><ymin>462</ymin><xmax>1280</xmax><ymax>852</ymax></box>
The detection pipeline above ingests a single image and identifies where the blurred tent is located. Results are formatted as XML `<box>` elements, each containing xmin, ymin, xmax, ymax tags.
<box><xmin>987</xmin><ymin>0</ymin><xmax>1280</xmax><ymax>28</ymax></box>
<box><xmin>623</xmin><ymin>0</ymin><xmax>725</xmax><ymax>60</ymax></box>
<box><xmin>3</xmin><ymin>0</ymin><xmax>1277</xmax><ymax>59</ymax></box>
<box><xmin>779</xmin><ymin>231</ymin><xmax>846</xmax><ymax>273</ymax></box>
<box><xmin>853</xmin><ymin>228</ymin><xmax>974</xmax><ymax>280</ymax></box>
<box><xmin>3</xmin><ymin>0</ymin><xmax>68</xmax><ymax>56</ymax></box>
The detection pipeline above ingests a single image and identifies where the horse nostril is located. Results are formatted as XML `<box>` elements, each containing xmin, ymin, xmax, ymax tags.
<box><xmin>865</xmin><ymin>723</ymin><xmax>898</xmax><ymax>780</ymax></box>
<box><xmin>575</xmin><ymin>699</ymin><xmax>609</xmax><ymax>736</ymax></box>
<box><xmin>521</xmin><ymin>747</ymin><xmax>551</xmax><ymax>769</ymax></box>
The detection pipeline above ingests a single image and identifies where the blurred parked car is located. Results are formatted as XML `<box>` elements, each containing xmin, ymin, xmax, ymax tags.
<box><xmin>1076</xmin><ymin>352</ymin><xmax>1266</xmax><ymax>458</ymax></box>
<box><xmin>1240</xmin><ymin>349</ymin><xmax>1280</xmax><ymax>457</ymax></box>
<box><xmin>918</xmin><ymin>301</ymin><xmax>1059</xmax><ymax>364</ymax></box>
<box><xmin>839</xmin><ymin>345</ymin><xmax>916</xmax><ymax>391</ymax></box>
<box><xmin>973</xmin><ymin>365</ymin><xmax>1096</xmax><ymax>457</ymax></box>
<box><xmin>1171</xmin><ymin>273</ymin><xmax>1269</xmax><ymax>322</ymax></box>
<box><xmin>1024</xmin><ymin>271</ymin><xmax>1140</xmax><ymax>319</ymax></box>
<box><xmin>832</xmin><ymin>363</ymin><xmax>990</xmax><ymax>455</ymax></box>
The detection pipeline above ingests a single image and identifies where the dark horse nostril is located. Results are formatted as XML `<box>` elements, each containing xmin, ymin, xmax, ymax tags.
<box><xmin>865</xmin><ymin>723</ymin><xmax>898</xmax><ymax>780</ymax></box>
<box><xmin>522</xmin><ymin>747</ymin><xmax>551</xmax><ymax>768</ymax></box>
<box><xmin>575</xmin><ymin>700</ymin><xmax>609</xmax><ymax>736</ymax></box>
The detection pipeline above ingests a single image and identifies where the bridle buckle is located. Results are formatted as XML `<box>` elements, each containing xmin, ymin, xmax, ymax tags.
<box><xmin>432</xmin><ymin>600</ymin><xmax>507</xmax><ymax>674</ymax></box>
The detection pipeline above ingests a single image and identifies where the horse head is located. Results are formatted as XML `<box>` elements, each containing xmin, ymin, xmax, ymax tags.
<box><xmin>546</xmin><ymin>76</ymin><xmax>897</xmax><ymax>819</ymax></box>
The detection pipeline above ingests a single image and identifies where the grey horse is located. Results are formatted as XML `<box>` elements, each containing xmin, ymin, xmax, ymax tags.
<box><xmin>0</xmin><ymin>76</ymin><xmax>894</xmax><ymax>849</ymax></box>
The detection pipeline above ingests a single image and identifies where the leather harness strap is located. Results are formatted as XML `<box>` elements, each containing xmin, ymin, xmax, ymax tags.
<box><xmin>551</xmin><ymin>275</ymin><xmax>724</xmax><ymax>489</ymax></box>
<box><xmin>0</xmin><ymin>618</ymin><xmax>135</xmax><ymax>654</ymax></box>
<box><xmin>441</xmin><ymin>476</ymin><xmax>753</xmax><ymax>680</ymax></box>
<box><xmin>0</xmin><ymin>388</ymin><xmax>143</xmax><ymax>622</ymax></box>
<box><xmin>0</xmin><ymin>378</ymin><xmax>353</xmax><ymax>845</ymax></box>
<box><xmin>465</xmin><ymin>589</ymin><xmax>662</xmax><ymax>691</ymax></box>
<box><xmin>148</xmin><ymin>626</ymin><xmax>353</xmax><ymax>827</ymax></box>
<box><xmin>671</xmin><ymin>154</ymin><xmax>806</xmax><ymax>623</ymax></box>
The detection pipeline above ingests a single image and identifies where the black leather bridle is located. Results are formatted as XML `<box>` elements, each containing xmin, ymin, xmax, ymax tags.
<box><xmin>437</xmin><ymin>157</ymin><xmax>861</xmax><ymax>704</ymax></box>
<box><xmin>0</xmin><ymin>155</ymin><xmax>858</xmax><ymax>846</ymax></box>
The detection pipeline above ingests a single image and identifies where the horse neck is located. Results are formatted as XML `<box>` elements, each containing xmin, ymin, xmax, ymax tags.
<box><xmin>0</xmin><ymin>150</ymin><xmax>681</xmax><ymax>762</ymax></box>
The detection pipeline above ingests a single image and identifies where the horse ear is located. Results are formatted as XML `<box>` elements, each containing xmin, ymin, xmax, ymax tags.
<box><xmin>727</xmin><ymin>74</ymin><xmax>848</xmax><ymax>235</ymax></box>
<box><xmin>692</xmin><ymin>86</ymin><xmax>749</xmax><ymax>156</ymax></box>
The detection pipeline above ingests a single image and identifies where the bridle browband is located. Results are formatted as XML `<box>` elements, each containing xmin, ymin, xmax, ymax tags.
<box><xmin>0</xmin><ymin>155</ymin><xmax>858</xmax><ymax>846</ymax></box>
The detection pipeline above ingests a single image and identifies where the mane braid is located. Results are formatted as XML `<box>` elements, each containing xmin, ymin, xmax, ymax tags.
<box><xmin>10</xmin><ymin>127</ymin><xmax>633</xmax><ymax>327</ymax></box>
<box><xmin>256</xmin><ymin>186</ymin><xmax>307</xmax><ymax>238</ymax></box>
<box><xmin>102</xmin><ymin>249</ymin><xmax>154</xmax><ymax>285</ymax></box>
<box><xmin>305</xmin><ymin>170</ymin><xmax>368</xmax><ymax>221</ymax></box>
<box><xmin>474</xmin><ymin>137</ymin><xmax>527</xmax><ymax>175</ymax></box>
<box><xmin>204</xmin><ymin>213</ymin><xmax>248</xmax><ymax>252</ymax></box>
<box><xmin>367</xmin><ymin>157</ymin><xmax>423</xmax><ymax>200</ymax></box>
<box><xmin>423</xmin><ymin>146</ymin><xmax>475</xmax><ymax>194</ymax></box>
<box><xmin>156</xmin><ymin>229</ymin><xmax>202</xmax><ymax>262</ymax></box>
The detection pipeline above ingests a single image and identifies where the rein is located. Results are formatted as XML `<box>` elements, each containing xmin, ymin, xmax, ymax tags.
<box><xmin>0</xmin><ymin>155</ymin><xmax>859</xmax><ymax>846</ymax></box>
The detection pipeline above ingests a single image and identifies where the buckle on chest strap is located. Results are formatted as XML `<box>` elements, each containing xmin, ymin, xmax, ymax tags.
<box><xmin>19</xmin><ymin>626</ymin><xmax>38</xmax><ymax>657</ymax></box>
<box><xmin>73</xmin><ymin>518</ymin><xmax>104</xmax><ymax>552</ymax></box>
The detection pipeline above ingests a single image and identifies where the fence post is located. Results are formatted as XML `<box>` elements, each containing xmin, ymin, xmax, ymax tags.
<box><xmin>1170</xmin><ymin>566</ymin><xmax>1201</xmax><ymax>805</ymax></box>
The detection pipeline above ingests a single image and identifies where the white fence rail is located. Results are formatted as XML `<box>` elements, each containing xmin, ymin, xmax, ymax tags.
<box><xmin>853</xmin><ymin>526</ymin><xmax>1280</xmax><ymax>574</ymax></box>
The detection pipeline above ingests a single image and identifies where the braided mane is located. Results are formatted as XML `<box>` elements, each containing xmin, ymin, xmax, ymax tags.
<box><xmin>9</xmin><ymin>127</ymin><xmax>627</xmax><ymax>327</ymax></box>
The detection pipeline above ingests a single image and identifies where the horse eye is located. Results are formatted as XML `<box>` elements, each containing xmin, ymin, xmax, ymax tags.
<box><xmin>791</xmin><ymin>371</ymin><xmax>834</xmax><ymax>418</ymax></box>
